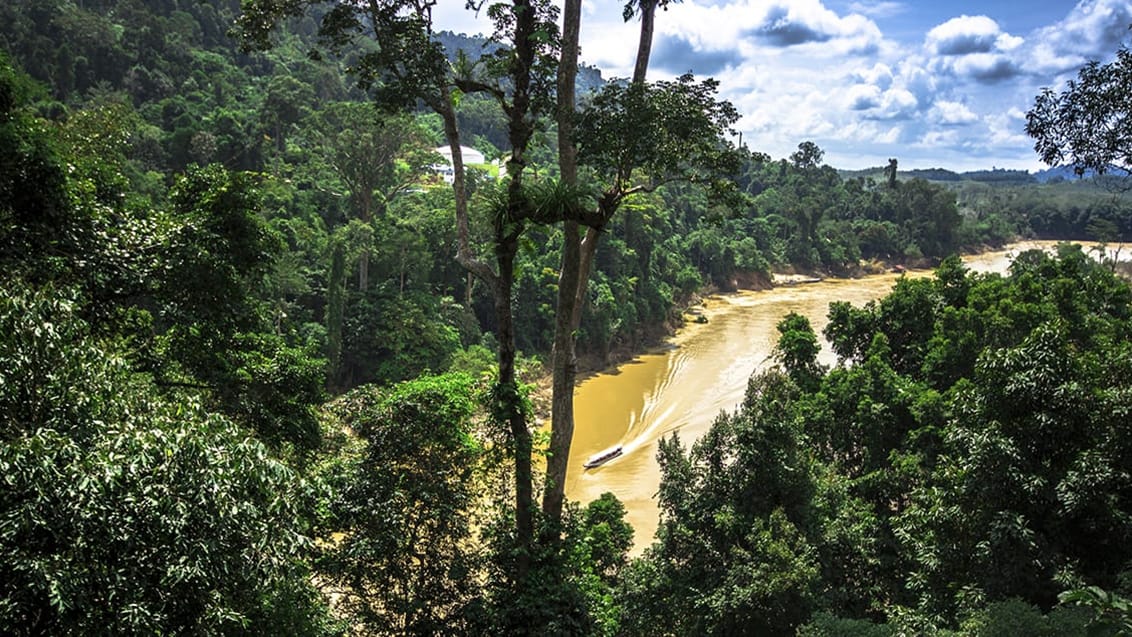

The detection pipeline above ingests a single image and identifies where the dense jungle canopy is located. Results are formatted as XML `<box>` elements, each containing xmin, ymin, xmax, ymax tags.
<box><xmin>2</xmin><ymin>1</ymin><xmax>1132</xmax><ymax>634</ymax></box>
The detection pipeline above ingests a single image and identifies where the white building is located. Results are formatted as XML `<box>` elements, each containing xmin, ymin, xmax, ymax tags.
<box><xmin>433</xmin><ymin>145</ymin><xmax>487</xmax><ymax>184</ymax></box>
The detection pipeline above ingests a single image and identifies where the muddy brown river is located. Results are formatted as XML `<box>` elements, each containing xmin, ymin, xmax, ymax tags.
<box><xmin>564</xmin><ymin>241</ymin><xmax>1115</xmax><ymax>553</ymax></box>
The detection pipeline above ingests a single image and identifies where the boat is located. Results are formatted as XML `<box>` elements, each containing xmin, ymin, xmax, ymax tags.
<box><xmin>583</xmin><ymin>445</ymin><xmax>623</xmax><ymax>469</ymax></box>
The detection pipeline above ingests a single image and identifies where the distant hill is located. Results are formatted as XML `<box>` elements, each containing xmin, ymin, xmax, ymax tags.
<box><xmin>959</xmin><ymin>168</ymin><xmax>1036</xmax><ymax>184</ymax></box>
<box><xmin>906</xmin><ymin>168</ymin><xmax>961</xmax><ymax>181</ymax></box>
<box><xmin>1031</xmin><ymin>165</ymin><xmax>1106</xmax><ymax>183</ymax></box>
<box><xmin>839</xmin><ymin>166</ymin><xmax>1035</xmax><ymax>184</ymax></box>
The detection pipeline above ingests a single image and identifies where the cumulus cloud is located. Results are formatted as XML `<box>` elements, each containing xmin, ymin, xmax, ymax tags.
<box><xmin>1026</xmin><ymin>0</ymin><xmax>1132</xmax><ymax>74</ymax></box>
<box><xmin>922</xmin><ymin>15</ymin><xmax>1025</xmax><ymax>84</ymax></box>
<box><xmin>861</xmin><ymin>87</ymin><xmax>919</xmax><ymax>121</ymax></box>
<box><xmin>961</xmin><ymin>55</ymin><xmax>1023</xmax><ymax>83</ymax></box>
<box><xmin>850</xmin><ymin>62</ymin><xmax>895</xmax><ymax>90</ymax></box>
<box><xmin>926</xmin><ymin>15</ymin><xmax>1022</xmax><ymax>56</ymax></box>
<box><xmin>901</xmin><ymin>65</ymin><xmax>938</xmax><ymax>104</ymax></box>
<box><xmin>932</xmin><ymin>100</ymin><xmax>978</xmax><ymax>125</ymax></box>
<box><xmin>662</xmin><ymin>0</ymin><xmax>883</xmax><ymax>56</ymax></box>
<box><xmin>755</xmin><ymin>5</ymin><xmax>833</xmax><ymax>46</ymax></box>
<box><xmin>652</xmin><ymin>33</ymin><xmax>744</xmax><ymax>75</ymax></box>
<box><xmin>845</xmin><ymin>84</ymin><xmax>883</xmax><ymax>110</ymax></box>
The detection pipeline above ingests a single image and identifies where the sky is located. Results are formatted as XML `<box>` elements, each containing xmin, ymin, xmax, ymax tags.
<box><xmin>433</xmin><ymin>0</ymin><xmax>1132</xmax><ymax>172</ymax></box>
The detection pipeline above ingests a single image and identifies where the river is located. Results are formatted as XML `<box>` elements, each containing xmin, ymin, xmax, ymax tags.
<box><xmin>564</xmin><ymin>240</ymin><xmax>1119</xmax><ymax>553</ymax></box>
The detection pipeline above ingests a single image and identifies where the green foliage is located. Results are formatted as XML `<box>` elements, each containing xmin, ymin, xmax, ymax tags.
<box><xmin>955</xmin><ymin>599</ymin><xmax>1091</xmax><ymax>637</ymax></box>
<box><xmin>479</xmin><ymin>493</ymin><xmax>635</xmax><ymax>636</ymax></box>
<box><xmin>825</xmin><ymin>246</ymin><xmax>1132</xmax><ymax>624</ymax></box>
<box><xmin>1059</xmin><ymin>586</ymin><xmax>1132</xmax><ymax>636</ymax></box>
<box><xmin>577</xmin><ymin>73</ymin><xmax>742</xmax><ymax>192</ymax></box>
<box><xmin>637</xmin><ymin>244</ymin><xmax>1132</xmax><ymax>632</ymax></box>
<box><xmin>621</xmin><ymin>371</ymin><xmax>820</xmax><ymax>635</ymax></box>
<box><xmin>775</xmin><ymin>312</ymin><xmax>823</xmax><ymax>391</ymax></box>
<box><xmin>799</xmin><ymin>611</ymin><xmax>894</xmax><ymax>637</ymax></box>
<box><xmin>0</xmin><ymin>54</ymin><xmax>71</xmax><ymax>281</ymax></box>
<box><xmin>323</xmin><ymin>373</ymin><xmax>485</xmax><ymax>633</ymax></box>
<box><xmin>339</xmin><ymin>289</ymin><xmax>462</xmax><ymax>387</ymax></box>
<box><xmin>0</xmin><ymin>284</ymin><xmax>333</xmax><ymax>635</ymax></box>
<box><xmin>154</xmin><ymin>164</ymin><xmax>327</xmax><ymax>454</ymax></box>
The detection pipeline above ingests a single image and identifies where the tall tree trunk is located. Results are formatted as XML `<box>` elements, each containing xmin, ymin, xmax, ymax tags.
<box><xmin>440</xmin><ymin>100</ymin><xmax>493</xmax><ymax>286</ymax></box>
<box><xmin>441</xmin><ymin>87</ymin><xmax>533</xmax><ymax>574</ymax></box>
<box><xmin>496</xmin><ymin>229</ymin><xmax>534</xmax><ymax>576</ymax></box>
<box><xmin>547</xmin><ymin>0</ymin><xmax>662</xmax><ymax>526</ymax></box>
<box><xmin>358</xmin><ymin>251</ymin><xmax>369</xmax><ymax>291</ymax></box>
<box><xmin>325</xmin><ymin>239</ymin><xmax>346</xmax><ymax>391</ymax></box>
<box><xmin>543</xmin><ymin>0</ymin><xmax>582</xmax><ymax>530</ymax></box>
<box><xmin>503</xmin><ymin>0</ymin><xmax>538</xmax><ymax>574</ymax></box>
<box><xmin>632</xmin><ymin>0</ymin><xmax>658</xmax><ymax>84</ymax></box>
<box><xmin>358</xmin><ymin>192</ymin><xmax>373</xmax><ymax>291</ymax></box>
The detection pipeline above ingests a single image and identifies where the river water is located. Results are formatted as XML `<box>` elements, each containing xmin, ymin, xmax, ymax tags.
<box><xmin>564</xmin><ymin>241</ymin><xmax>1115</xmax><ymax>553</ymax></box>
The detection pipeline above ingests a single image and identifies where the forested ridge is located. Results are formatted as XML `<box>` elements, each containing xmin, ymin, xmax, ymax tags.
<box><xmin>3</xmin><ymin>0</ymin><xmax>1132</xmax><ymax>634</ymax></box>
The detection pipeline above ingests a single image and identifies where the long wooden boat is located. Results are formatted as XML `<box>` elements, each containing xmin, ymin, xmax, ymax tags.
<box><xmin>583</xmin><ymin>445</ymin><xmax>623</xmax><ymax>469</ymax></box>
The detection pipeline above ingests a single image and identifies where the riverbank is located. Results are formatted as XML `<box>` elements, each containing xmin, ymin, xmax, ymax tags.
<box><xmin>535</xmin><ymin>239</ymin><xmax>1127</xmax><ymax>432</ymax></box>
<box><xmin>568</xmin><ymin>242</ymin><xmax>1005</xmax><ymax>381</ymax></box>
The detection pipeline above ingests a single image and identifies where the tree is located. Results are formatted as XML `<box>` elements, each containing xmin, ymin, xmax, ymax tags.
<box><xmin>0</xmin><ymin>53</ymin><xmax>77</xmax><ymax>282</ymax></box>
<box><xmin>775</xmin><ymin>312</ymin><xmax>824</xmax><ymax>391</ymax></box>
<box><xmin>620</xmin><ymin>371</ymin><xmax>820</xmax><ymax>635</ymax></box>
<box><xmin>884</xmin><ymin>158</ymin><xmax>898</xmax><ymax>189</ymax></box>
<box><xmin>156</xmin><ymin>165</ymin><xmax>326</xmax><ymax>455</ymax></box>
<box><xmin>238</xmin><ymin>0</ymin><xmax>565</xmax><ymax>582</ymax></box>
<box><xmin>1027</xmin><ymin>42</ymin><xmax>1132</xmax><ymax>183</ymax></box>
<box><xmin>543</xmin><ymin>2</ymin><xmax>743</xmax><ymax>530</ymax></box>
<box><xmin>323</xmin><ymin>373</ymin><xmax>485</xmax><ymax>633</ymax></box>
<box><xmin>262</xmin><ymin>73</ymin><xmax>314</xmax><ymax>153</ymax></box>
<box><xmin>304</xmin><ymin>104</ymin><xmax>438</xmax><ymax>290</ymax></box>
<box><xmin>791</xmin><ymin>140</ymin><xmax>825</xmax><ymax>171</ymax></box>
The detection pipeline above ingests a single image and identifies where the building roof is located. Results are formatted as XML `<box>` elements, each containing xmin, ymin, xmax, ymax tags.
<box><xmin>434</xmin><ymin>145</ymin><xmax>486</xmax><ymax>166</ymax></box>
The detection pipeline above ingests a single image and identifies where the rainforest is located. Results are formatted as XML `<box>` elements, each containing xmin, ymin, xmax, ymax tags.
<box><xmin>3</xmin><ymin>1</ymin><xmax>1132</xmax><ymax>635</ymax></box>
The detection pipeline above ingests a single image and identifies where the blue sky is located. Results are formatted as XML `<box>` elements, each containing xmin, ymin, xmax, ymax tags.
<box><xmin>435</xmin><ymin>0</ymin><xmax>1132</xmax><ymax>172</ymax></box>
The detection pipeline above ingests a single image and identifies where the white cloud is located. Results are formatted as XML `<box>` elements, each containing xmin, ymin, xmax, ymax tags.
<box><xmin>875</xmin><ymin>87</ymin><xmax>919</xmax><ymax>119</ymax></box>
<box><xmin>847</xmin><ymin>1</ymin><xmax>907</xmax><ymax>19</ymax></box>
<box><xmin>985</xmin><ymin>108</ymin><xmax>1032</xmax><ymax>146</ymax></box>
<box><xmin>661</xmin><ymin>0</ymin><xmax>884</xmax><ymax>57</ymax></box>
<box><xmin>922</xmin><ymin>15</ymin><xmax>1027</xmax><ymax>84</ymax></box>
<box><xmin>845</xmin><ymin>84</ymin><xmax>883</xmax><ymax>110</ymax></box>
<box><xmin>851</xmin><ymin>62</ymin><xmax>895</xmax><ymax>90</ymax></box>
<box><xmin>918</xmin><ymin>128</ymin><xmax>962</xmax><ymax>147</ymax></box>
<box><xmin>932</xmin><ymin>100</ymin><xmax>978</xmax><ymax>125</ymax></box>
<box><xmin>1025</xmin><ymin>0</ymin><xmax>1132</xmax><ymax>75</ymax></box>
<box><xmin>901</xmin><ymin>64</ymin><xmax>938</xmax><ymax>104</ymax></box>
<box><xmin>927</xmin><ymin>15</ymin><xmax>988</xmax><ymax>54</ymax></box>
<box><xmin>926</xmin><ymin>15</ymin><xmax>1019</xmax><ymax>56</ymax></box>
